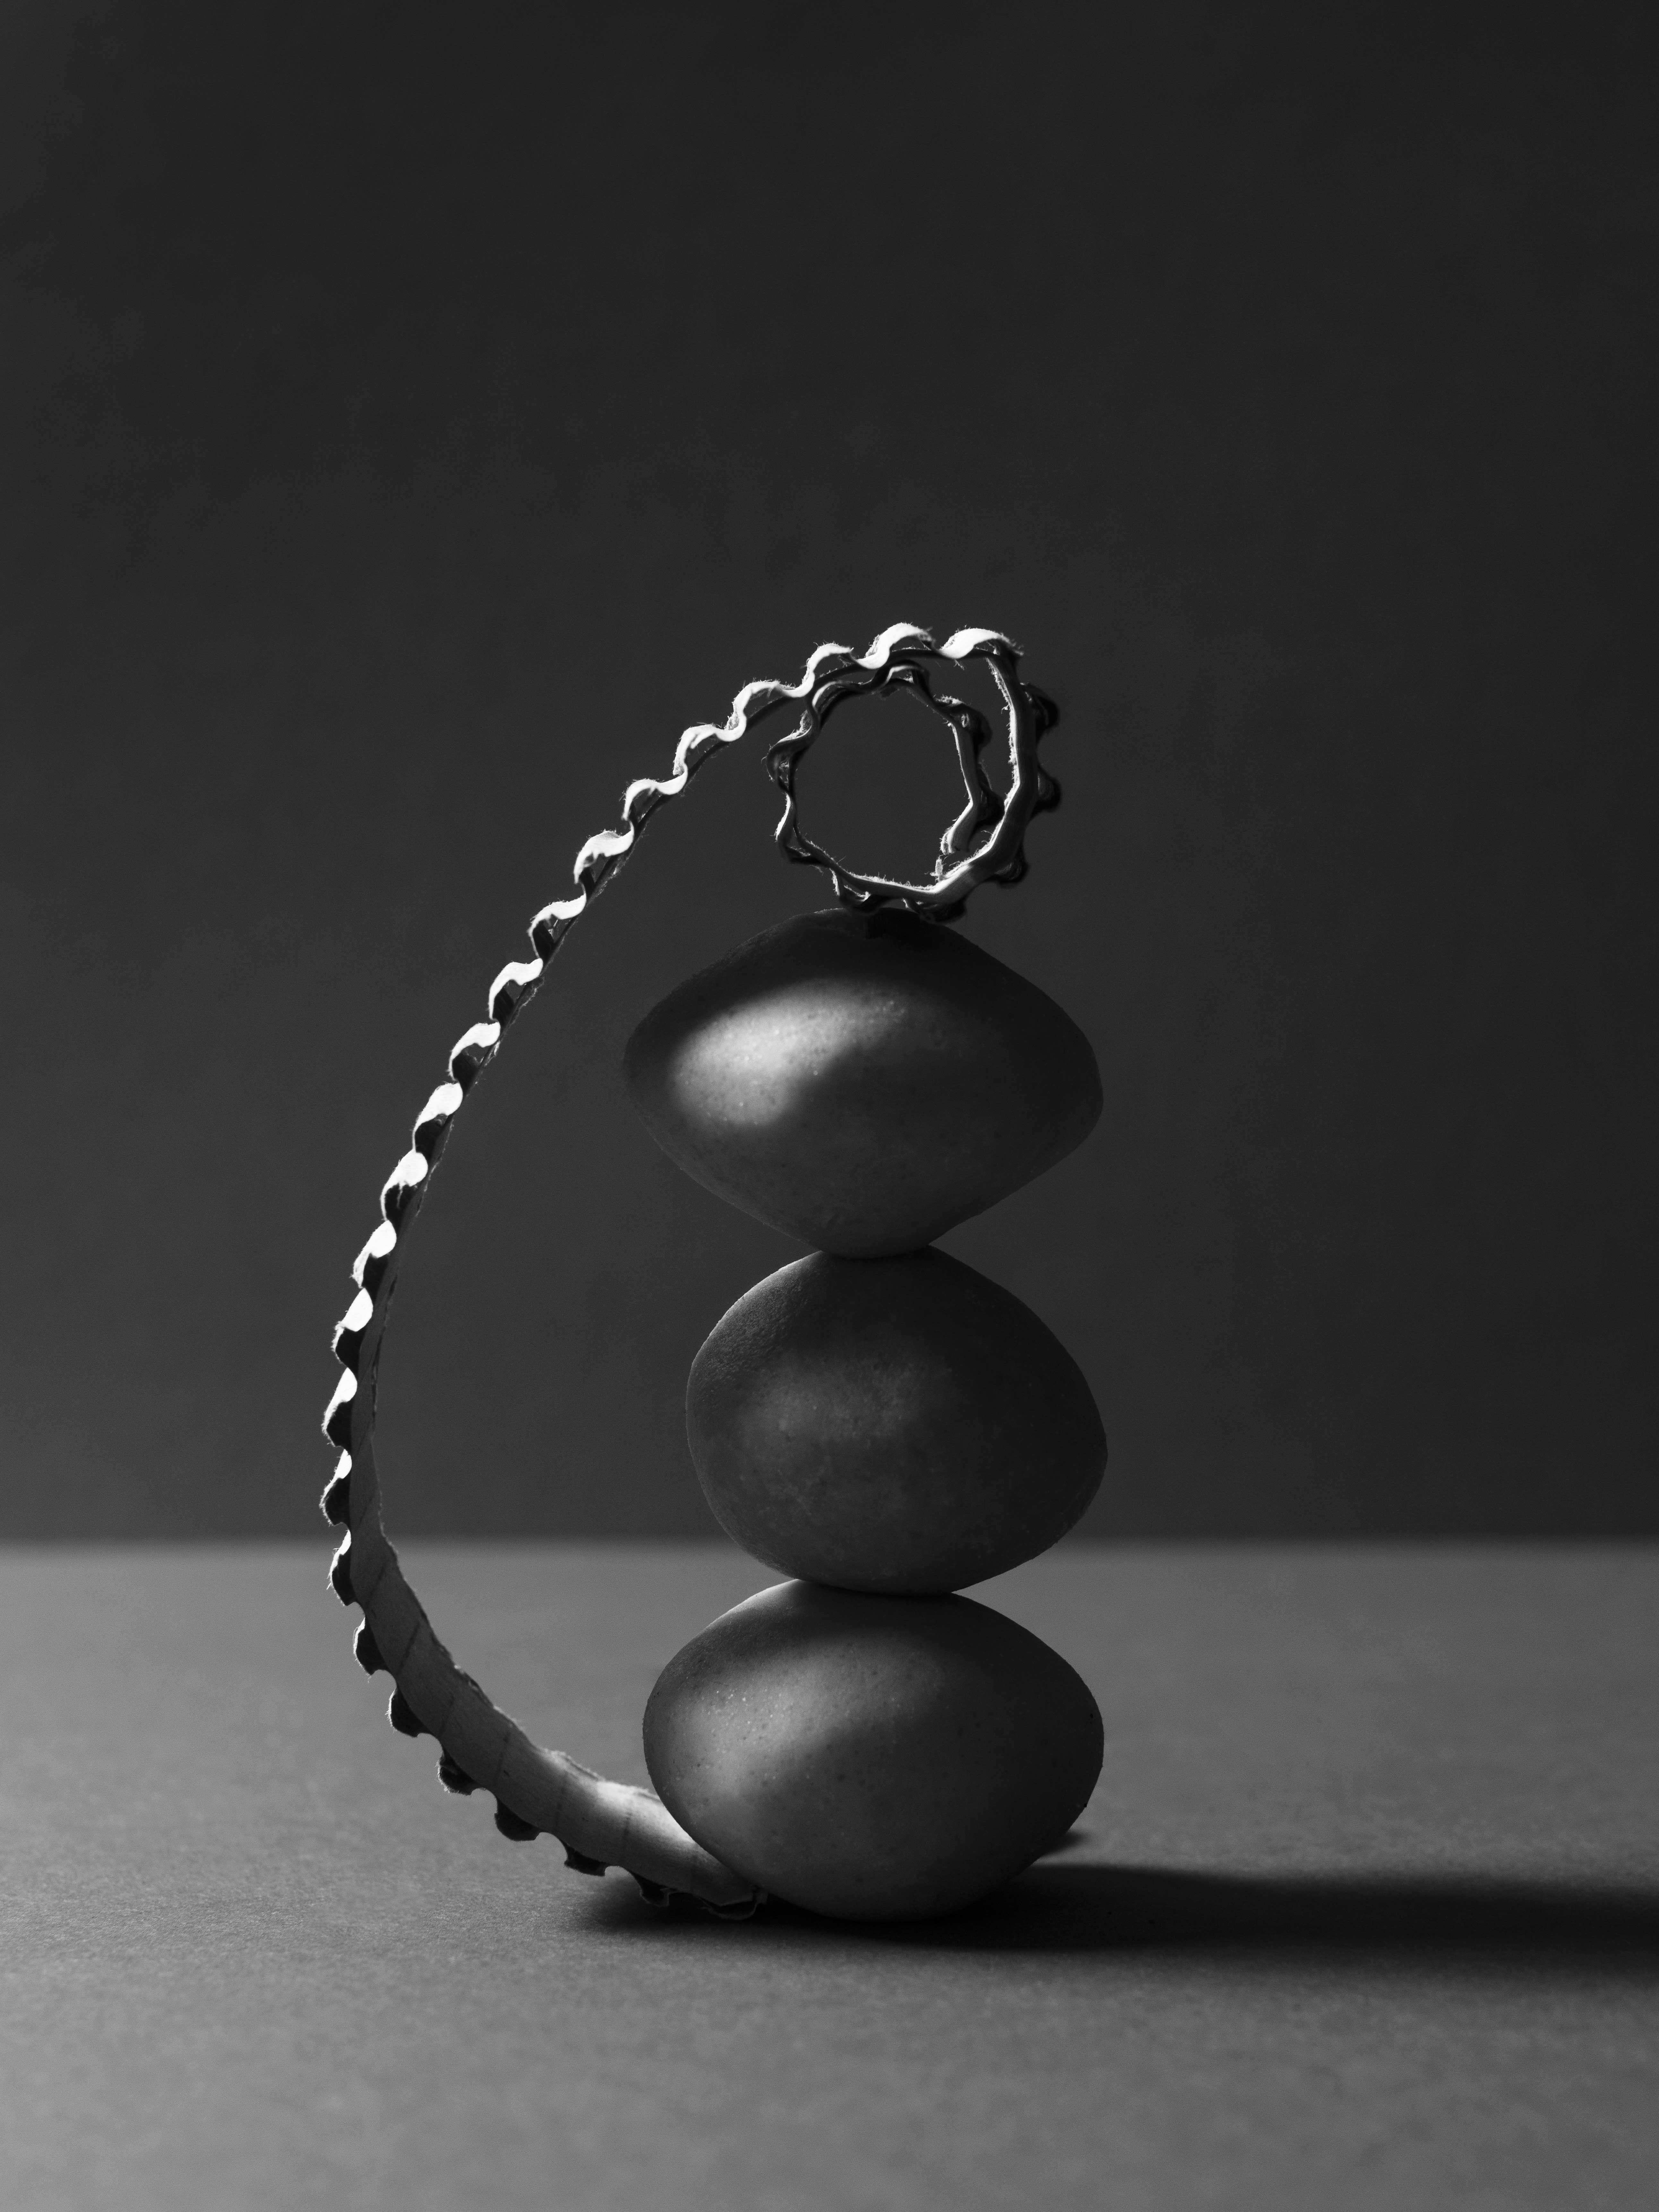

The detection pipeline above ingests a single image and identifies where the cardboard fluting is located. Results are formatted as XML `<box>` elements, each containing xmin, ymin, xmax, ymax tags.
<box><xmin>319</xmin><ymin>625</ymin><xmax>1084</xmax><ymax>1917</ymax></box>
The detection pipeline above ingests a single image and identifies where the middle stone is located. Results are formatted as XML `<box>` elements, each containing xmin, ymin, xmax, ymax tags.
<box><xmin>687</xmin><ymin>1247</ymin><xmax>1107</xmax><ymax>1595</ymax></box>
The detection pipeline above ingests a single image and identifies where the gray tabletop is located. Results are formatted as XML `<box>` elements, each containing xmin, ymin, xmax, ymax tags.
<box><xmin>3</xmin><ymin>1541</ymin><xmax>1655</xmax><ymax>2210</ymax></box>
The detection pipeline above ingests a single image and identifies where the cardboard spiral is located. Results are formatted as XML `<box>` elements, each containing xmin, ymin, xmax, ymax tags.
<box><xmin>319</xmin><ymin>622</ymin><xmax>1057</xmax><ymax>1912</ymax></box>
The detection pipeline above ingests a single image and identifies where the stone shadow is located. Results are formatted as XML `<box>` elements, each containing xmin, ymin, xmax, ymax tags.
<box><xmin>588</xmin><ymin>1855</ymin><xmax>1659</xmax><ymax>1975</ymax></box>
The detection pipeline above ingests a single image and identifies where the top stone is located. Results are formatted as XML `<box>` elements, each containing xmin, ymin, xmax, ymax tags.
<box><xmin>623</xmin><ymin>908</ymin><xmax>1101</xmax><ymax>1255</ymax></box>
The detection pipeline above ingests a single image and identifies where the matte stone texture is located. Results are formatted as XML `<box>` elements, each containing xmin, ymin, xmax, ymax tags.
<box><xmin>688</xmin><ymin>1248</ymin><xmax>1108</xmax><ymax>1593</ymax></box>
<box><xmin>643</xmin><ymin>1579</ymin><xmax>1105</xmax><ymax>1921</ymax></box>
<box><xmin>622</xmin><ymin>908</ymin><xmax>1102</xmax><ymax>1256</ymax></box>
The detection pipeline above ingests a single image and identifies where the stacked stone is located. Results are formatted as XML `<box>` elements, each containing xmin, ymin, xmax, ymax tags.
<box><xmin>624</xmin><ymin>905</ymin><xmax>1108</xmax><ymax>1922</ymax></box>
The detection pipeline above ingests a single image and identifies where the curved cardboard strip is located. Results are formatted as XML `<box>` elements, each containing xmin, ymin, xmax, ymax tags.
<box><xmin>319</xmin><ymin>623</ymin><xmax>1055</xmax><ymax>1913</ymax></box>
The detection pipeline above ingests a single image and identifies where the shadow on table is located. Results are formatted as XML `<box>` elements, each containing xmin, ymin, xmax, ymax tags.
<box><xmin>871</xmin><ymin>1863</ymin><xmax>1659</xmax><ymax>1971</ymax></box>
<box><xmin>590</xmin><ymin>1853</ymin><xmax>1659</xmax><ymax>1974</ymax></box>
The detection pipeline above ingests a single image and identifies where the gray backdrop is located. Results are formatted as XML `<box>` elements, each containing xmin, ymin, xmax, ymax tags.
<box><xmin>3</xmin><ymin>2</ymin><xmax>1652</xmax><ymax>1539</ymax></box>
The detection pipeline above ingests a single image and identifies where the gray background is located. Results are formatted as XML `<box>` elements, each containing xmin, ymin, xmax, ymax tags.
<box><xmin>2</xmin><ymin>0</ymin><xmax>1653</xmax><ymax>1539</ymax></box>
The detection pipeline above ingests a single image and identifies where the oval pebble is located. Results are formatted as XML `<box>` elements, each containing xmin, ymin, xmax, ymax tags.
<box><xmin>688</xmin><ymin>1248</ymin><xmax>1106</xmax><ymax>1594</ymax></box>
<box><xmin>643</xmin><ymin>1580</ymin><xmax>1104</xmax><ymax>1920</ymax></box>
<box><xmin>623</xmin><ymin>907</ymin><xmax>1101</xmax><ymax>1256</ymax></box>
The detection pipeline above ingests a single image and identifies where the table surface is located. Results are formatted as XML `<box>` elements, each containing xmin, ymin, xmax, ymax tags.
<box><xmin>3</xmin><ymin>1541</ymin><xmax>1656</xmax><ymax>2212</ymax></box>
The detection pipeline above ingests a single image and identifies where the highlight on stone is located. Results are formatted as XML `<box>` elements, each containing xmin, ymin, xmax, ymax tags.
<box><xmin>320</xmin><ymin>623</ymin><xmax>1104</xmax><ymax>1920</ymax></box>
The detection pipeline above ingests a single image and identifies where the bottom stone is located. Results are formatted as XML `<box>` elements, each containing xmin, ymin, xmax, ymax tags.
<box><xmin>643</xmin><ymin>1580</ymin><xmax>1104</xmax><ymax>1921</ymax></box>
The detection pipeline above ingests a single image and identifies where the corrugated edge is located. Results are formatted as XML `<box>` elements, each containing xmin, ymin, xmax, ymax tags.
<box><xmin>318</xmin><ymin>622</ymin><xmax>1043</xmax><ymax>1913</ymax></box>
